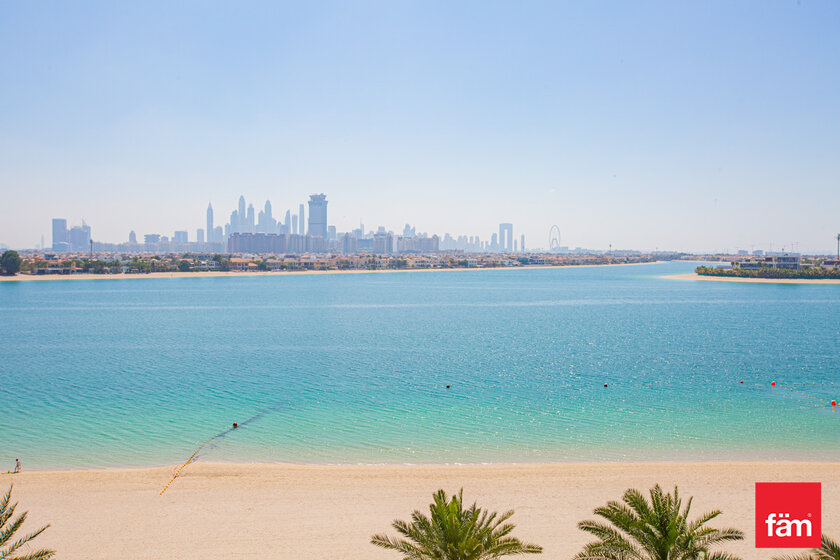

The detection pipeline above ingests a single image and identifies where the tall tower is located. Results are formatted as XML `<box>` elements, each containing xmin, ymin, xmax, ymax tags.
<box><xmin>238</xmin><ymin>196</ymin><xmax>246</xmax><ymax>221</ymax></box>
<box><xmin>307</xmin><ymin>194</ymin><xmax>328</xmax><ymax>238</ymax></box>
<box><xmin>51</xmin><ymin>218</ymin><xmax>68</xmax><ymax>251</ymax></box>
<box><xmin>230</xmin><ymin>210</ymin><xmax>240</xmax><ymax>233</ymax></box>
<box><xmin>299</xmin><ymin>203</ymin><xmax>306</xmax><ymax>235</ymax></box>
<box><xmin>258</xmin><ymin>200</ymin><xmax>274</xmax><ymax>234</ymax></box>
<box><xmin>206</xmin><ymin>203</ymin><xmax>214</xmax><ymax>242</ymax></box>
<box><xmin>246</xmin><ymin>204</ymin><xmax>255</xmax><ymax>232</ymax></box>
<box><xmin>499</xmin><ymin>223</ymin><xmax>513</xmax><ymax>252</ymax></box>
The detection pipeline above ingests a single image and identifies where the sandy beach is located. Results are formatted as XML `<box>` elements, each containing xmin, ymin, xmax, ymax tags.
<box><xmin>666</xmin><ymin>273</ymin><xmax>840</xmax><ymax>284</ymax></box>
<box><xmin>5</xmin><ymin>462</ymin><xmax>838</xmax><ymax>560</ymax></box>
<box><xmin>0</xmin><ymin>261</ymin><xmax>659</xmax><ymax>282</ymax></box>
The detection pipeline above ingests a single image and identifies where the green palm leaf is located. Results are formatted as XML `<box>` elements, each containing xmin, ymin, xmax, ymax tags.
<box><xmin>0</xmin><ymin>485</ymin><xmax>55</xmax><ymax>560</ymax></box>
<box><xmin>371</xmin><ymin>488</ymin><xmax>542</xmax><ymax>559</ymax></box>
<box><xmin>576</xmin><ymin>484</ymin><xmax>743</xmax><ymax>560</ymax></box>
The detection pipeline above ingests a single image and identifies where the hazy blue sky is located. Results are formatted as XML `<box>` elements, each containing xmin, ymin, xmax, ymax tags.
<box><xmin>1</xmin><ymin>1</ymin><xmax>838</xmax><ymax>252</ymax></box>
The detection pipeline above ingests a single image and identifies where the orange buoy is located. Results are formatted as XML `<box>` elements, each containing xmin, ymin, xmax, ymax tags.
<box><xmin>232</xmin><ymin>422</ymin><xmax>238</xmax><ymax>428</ymax></box>
<box><xmin>832</xmin><ymin>400</ymin><xmax>837</xmax><ymax>407</ymax></box>
<box><xmin>740</xmin><ymin>381</ymin><xmax>744</xmax><ymax>384</ymax></box>
<box><xmin>603</xmin><ymin>383</ymin><xmax>608</xmax><ymax>387</ymax></box>
<box><xmin>771</xmin><ymin>381</ymin><xmax>776</xmax><ymax>387</ymax></box>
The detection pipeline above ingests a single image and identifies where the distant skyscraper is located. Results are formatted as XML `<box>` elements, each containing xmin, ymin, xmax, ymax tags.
<box><xmin>238</xmin><ymin>196</ymin><xmax>246</xmax><ymax>222</ymax></box>
<box><xmin>214</xmin><ymin>226</ymin><xmax>223</xmax><ymax>243</ymax></box>
<box><xmin>307</xmin><ymin>194</ymin><xmax>328</xmax><ymax>238</ymax></box>
<box><xmin>283</xmin><ymin>210</ymin><xmax>291</xmax><ymax>234</ymax></box>
<box><xmin>258</xmin><ymin>200</ymin><xmax>276</xmax><ymax>233</ymax></box>
<box><xmin>173</xmin><ymin>230</ymin><xmax>188</xmax><ymax>244</ymax></box>
<box><xmin>299</xmin><ymin>203</ymin><xmax>306</xmax><ymax>235</ymax></box>
<box><xmin>197</xmin><ymin>228</ymin><xmax>205</xmax><ymax>244</ymax></box>
<box><xmin>68</xmin><ymin>222</ymin><xmax>91</xmax><ymax>252</ymax></box>
<box><xmin>291</xmin><ymin>214</ymin><xmax>298</xmax><ymax>235</ymax></box>
<box><xmin>51</xmin><ymin>218</ymin><xmax>68</xmax><ymax>251</ymax></box>
<box><xmin>373</xmin><ymin>232</ymin><xmax>393</xmax><ymax>254</ymax></box>
<box><xmin>499</xmin><ymin>223</ymin><xmax>513</xmax><ymax>252</ymax></box>
<box><xmin>129</xmin><ymin>230</ymin><xmax>137</xmax><ymax>244</ymax></box>
<box><xmin>246</xmin><ymin>204</ymin><xmax>255</xmax><ymax>232</ymax></box>
<box><xmin>342</xmin><ymin>233</ymin><xmax>358</xmax><ymax>254</ymax></box>
<box><xmin>206</xmin><ymin>203</ymin><xmax>214</xmax><ymax>242</ymax></box>
<box><xmin>520</xmin><ymin>234</ymin><xmax>525</xmax><ymax>253</ymax></box>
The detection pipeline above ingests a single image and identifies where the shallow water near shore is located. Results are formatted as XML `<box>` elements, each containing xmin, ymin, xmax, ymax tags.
<box><xmin>1</xmin><ymin>261</ymin><xmax>839</xmax><ymax>469</ymax></box>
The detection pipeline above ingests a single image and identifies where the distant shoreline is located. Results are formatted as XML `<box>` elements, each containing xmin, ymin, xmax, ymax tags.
<box><xmin>665</xmin><ymin>273</ymin><xmax>840</xmax><ymax>285</ymax></box>
<box><xmin>0</xmin><ymin>260</ymin><xmax>659</xmax><ymax>282</ymax></box>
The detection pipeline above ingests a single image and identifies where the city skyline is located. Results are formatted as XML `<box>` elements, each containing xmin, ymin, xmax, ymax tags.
<box><xmin>45</xmin><ymin>192</ymin><xmax>541</xmax><ymax>255</ymax></box>
<box><xmin>26</xmin><ymin>191</ymin><xmax>840</xmax><ymax>256</ymax></box>
<box><xmin>1</xmin><ymin>2</ymin><xmax>839</xmax><ymax>253</ymax></box>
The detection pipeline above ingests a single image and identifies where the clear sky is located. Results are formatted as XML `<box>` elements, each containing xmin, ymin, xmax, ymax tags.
<box><xmin>1</xmin><ymin>1</ymin><xmax>838</xmax><ymax>253</ymax></box>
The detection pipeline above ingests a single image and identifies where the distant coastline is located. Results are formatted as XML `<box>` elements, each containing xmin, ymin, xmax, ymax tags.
<box><xmin>665</xmin><ymin>273</ymin><xmax>840</xmax><ymax>285</ymax></box>
<box><xmin>0</xmin><ymin>260</ymin><xmax>659</xmax><ymax>282</ymax></box>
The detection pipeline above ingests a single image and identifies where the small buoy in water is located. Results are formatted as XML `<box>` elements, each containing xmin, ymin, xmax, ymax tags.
<box><xmin>740</xmin><ymin>381</ymin><xmax>744</xmax><ymax>384</ymax></box>
<box><xmin>603</xmin><ymin>383</ymin><xmax>608</xmax><ymax>387</ymax></box>
<box><xmin>232</xmin><ymin>422</ymin><xmax>238</xmax><ymax>428</ymax></box>
<box><xmin>771</xmin><ymin>381</ymin><xmax>776</xmax><ymax>387</ymax></box>
<box><xmin>446</xmin><ymin>385</ymin><xmax>450</xmax><ymax>389</ymax></box>
<box><xmin>832</xmin><ymin>400</ymin><xmax>837</xmax><ymax>407</ymax></box>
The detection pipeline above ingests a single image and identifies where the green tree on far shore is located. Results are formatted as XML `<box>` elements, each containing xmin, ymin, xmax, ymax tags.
<box><xmin>0</xmin><ymin>251</ymin><xmax>22</xmax><ymax>276</ymax></box>
<box><xmin>575</xmin><ymin>484</ymin><xmax>743</xmax><ymax>560</ymax></box>
<box><xmin>372</xmin><ymin>489</ymin><xmax>542</xmax><ymax>559</ymax></box>
<box><xmin>696</xmin><ymin>265</ymin><xmax>840</xmax><ymax>280</ymax></box>
<box><xmin>0</xmin><ymin>485</ymin><xmax>55</xmax><ymax>560</ymax></box>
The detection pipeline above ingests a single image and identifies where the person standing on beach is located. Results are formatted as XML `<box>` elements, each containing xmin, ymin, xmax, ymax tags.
<box><xmin>13</xmin><ymin>458</ymin><xmax>20</xmax><ymax>473</ymax></box>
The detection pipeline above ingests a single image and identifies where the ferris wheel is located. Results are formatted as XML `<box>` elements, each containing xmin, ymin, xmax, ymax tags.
<box><xmin>549</xmin><ymin>225</ymin><xmax>561</xmax><ymax>252</ymax></box>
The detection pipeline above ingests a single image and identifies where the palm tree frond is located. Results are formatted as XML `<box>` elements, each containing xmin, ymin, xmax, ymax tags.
<box><xmin>576</xmin><ymin>485</ymin><xmax>742</xmax><ymax>560</ymax></box>
<box><xmin>0</xmin><ymin>486</ymin><xmax>54</xmax><ymax>560</ymax></box>
<box><xmin>371</xmin><ymin>489</ymin><xmax>541</xmax><ymax>559</ymax></box>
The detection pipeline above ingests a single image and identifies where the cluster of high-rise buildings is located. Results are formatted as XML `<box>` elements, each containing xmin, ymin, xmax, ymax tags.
<box><xmin>207</xmin><ymin>194</ymin><xmax>328</xmax><ymax>240</ymax></box>
<box><xmin>204</xmin><ymin>193</ymin><xmax>329</xmax><ymax>251</ymax></box>
<box><xmin>51</xmin><ymin>219</ymin><xmax>91</xmax><ymax>253</ymax></box>
<box><xmin>225</xmin><ymin>193</ymin><xmax>332</xmax><ymax>253</ymax></box>
<box><xmin>48</xmin><ymin>193</ymin><xmax>525</xmax><ymax>256</ymax></box>
<box><xmin>439</xmin><ymin>223</ymin><xmax>525</xmax><ymax>252</ymax></box>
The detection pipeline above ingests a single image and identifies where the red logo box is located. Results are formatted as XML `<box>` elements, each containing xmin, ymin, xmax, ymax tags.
<box><xmin>755</xmin><ymin>482</ymin><xmax>821</xmax><ymax>548</ymax></box>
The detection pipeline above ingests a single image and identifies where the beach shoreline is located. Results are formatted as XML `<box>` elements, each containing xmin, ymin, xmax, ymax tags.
<box><xmin>0</xmin><ymin>260</ymin><xmax>659</xmax><ymax>282</ymax></box>
<box><xmin>665</xmin><ymin>273</ymin><xmax>840</xmax><ymax>284</ymax></box>
<box><xmin>5</xmin><ymin>461</ymin><xmax>838</xmax><ymax>559</ymax></box>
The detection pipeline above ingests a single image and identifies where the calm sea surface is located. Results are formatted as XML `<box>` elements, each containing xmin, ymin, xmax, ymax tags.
<box><xmin>1</xmin><ymin>262</ymin><xmax>838</xmax><ymax>469</ymax></box>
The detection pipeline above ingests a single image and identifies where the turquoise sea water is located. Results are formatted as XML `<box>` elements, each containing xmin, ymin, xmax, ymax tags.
<box><xmin>1</xmin><ymin>262</ymin><xmax>838</xmax><ymax>469</ymax></box>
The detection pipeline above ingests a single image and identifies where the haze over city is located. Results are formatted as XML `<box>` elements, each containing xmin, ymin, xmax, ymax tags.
<box><xmin>1</xmin><ymin>1</ymin><xmax>838</xmax><ymax>253</ymax></box>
